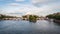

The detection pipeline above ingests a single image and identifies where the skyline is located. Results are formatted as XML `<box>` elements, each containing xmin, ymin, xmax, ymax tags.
<box><xmin>0</xmin><ymin>0</ymin><xmax>60</xmax><ymax>16</ymax></box>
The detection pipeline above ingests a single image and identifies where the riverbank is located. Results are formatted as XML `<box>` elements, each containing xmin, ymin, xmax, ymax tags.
<box><xmin>53</xmin><ymin>19</ymin><xmax>60</xmax><ymax>23</ymax></box>
<box><xmin>46</xmin><ymin>12</ymin><xmax>60</xmax><ymax>23</ymax></box>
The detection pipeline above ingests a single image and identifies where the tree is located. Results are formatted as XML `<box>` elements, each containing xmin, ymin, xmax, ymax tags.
<box><xmin>29</xmin><ymin>15</ymin><xmax>38</xmax><ymax>22</ymax></box>
<box><xmin>46</xmin><ymin>12</ymin><xmax>60</xmax><ymax>20</ymax></box>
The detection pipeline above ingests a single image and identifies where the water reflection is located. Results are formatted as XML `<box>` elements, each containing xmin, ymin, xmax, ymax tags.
<box><xmin>29</xmin><ymin>20</ymin><xmax>37</xmax><ymax>23</ymax></box>
<box><xmin>52</xmin><ymin>21</ymin><xmax>60</xmax><ymax>26</ymax></box>
<box><xmin>0</xmin><ymin>20</ymin><xmax>60</xmax><ymax>34</ymax></box>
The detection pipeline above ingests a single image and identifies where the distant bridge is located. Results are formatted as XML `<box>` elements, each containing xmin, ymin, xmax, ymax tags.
<box><xmin>2</xmin><ymin>17</ymin><xmax>22</xmax><ymax>20</ymax></box>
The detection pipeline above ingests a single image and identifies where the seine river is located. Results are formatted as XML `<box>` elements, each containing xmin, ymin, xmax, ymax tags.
<box><xmin>0</xmin><ymin>20</ymin><xmax>60</xmax><ymax>34</ymax></box>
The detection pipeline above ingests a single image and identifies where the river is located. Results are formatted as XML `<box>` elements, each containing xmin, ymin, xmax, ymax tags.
<box><xmin>0</xmin><ymin>20</ymin><xmax>60</xmax><ymax>34</ymax></box>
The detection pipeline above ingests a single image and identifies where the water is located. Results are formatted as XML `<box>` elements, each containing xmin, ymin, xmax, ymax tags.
<box><xmin>0</xmin><ymin>20</ymin><xmax>60</xmax><ymax>34</ymax></box>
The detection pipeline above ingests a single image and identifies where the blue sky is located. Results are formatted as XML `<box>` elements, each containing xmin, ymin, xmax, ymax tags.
<box><xmin>0</xmin><ymin>0</ymin><xmax>60</xmax><ymax>16</ymax></box>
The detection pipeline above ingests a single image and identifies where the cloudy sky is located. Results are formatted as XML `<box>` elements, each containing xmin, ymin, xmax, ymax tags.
<box><xmin>0</xmin><ymin>0</ymin><xmax>60</xmax><ymax>16</ymax></box>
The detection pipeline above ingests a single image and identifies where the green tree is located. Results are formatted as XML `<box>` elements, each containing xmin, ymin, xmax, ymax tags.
<box><xmin>29</xmin><ymin>15</ymin><xmax>38</xmax><ymax>22</ymax></box>
<box><xmin>46</xmin><ymin>13</ymin><xmax>60</xmax><ymax>20</ymax></box>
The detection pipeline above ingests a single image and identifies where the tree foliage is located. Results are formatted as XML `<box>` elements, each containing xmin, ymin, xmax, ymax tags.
<box><xmin>46</xmin><ymin>13</ymin><xmax>60</xmax><ymax>20</ymax></box>
<box><xmin>0</xmin><ymin>14</ymin><xmax>16</xmax><ymax>19</ymax></box>
<box><xmin>29</xmin><ymin>15</ymin><xmax>38</xmax><ymax>22</ymax></box>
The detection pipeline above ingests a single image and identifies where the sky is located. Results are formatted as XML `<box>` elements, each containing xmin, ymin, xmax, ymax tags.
<box><xmin>0</xmin><ymin>0</ymin><xmax>60</xmax><ymax>16</ymax></box>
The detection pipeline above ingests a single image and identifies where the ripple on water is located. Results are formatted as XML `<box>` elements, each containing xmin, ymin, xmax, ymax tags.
<box><xmin>0</xmin><ymin>20</ymin><xmax>60</xmax><ymax>34</ymax></box>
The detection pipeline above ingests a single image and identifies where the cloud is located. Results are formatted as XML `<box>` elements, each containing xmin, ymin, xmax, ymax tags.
<box><xmin>31</xmin><ymin>0</ymin><xmax>48</xmax><ymax>3</ymax></box>
<box><xmin>0</xmin><ymin>0</ymin><xmax>13</xmax><ymax>2</ymax></box>
<box><xmin>7</xmin><ymin>3</ymin><xmax>20</xmax><ymax>6</ymax></box>
<box><xmin>15</xmin><ymin>0</ymin><xmax>25</xmax><ymax>2</ymax></box>
<box><xmin>25</xmin><ymin>2</ymin><xmax>60</xmax><ymax>16</ymax></box>
<box><xmin>0</xmin><ymin>0</ymin><xmax>60</xmax><ymax>16</ymax></box>
<box><xmin>31</xmin><ymin>0</ymin><xmax>58</xmax><ymax>3</ymax></box>
<box><xmin>31</xmin><ymin>0</ymin><xmax>60</xmax><ymax>7</ymax></box>
<box><xmin>1</xmin><ymin>2</ymin><xmax>60</xmax><ymax>16</ymax></box>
